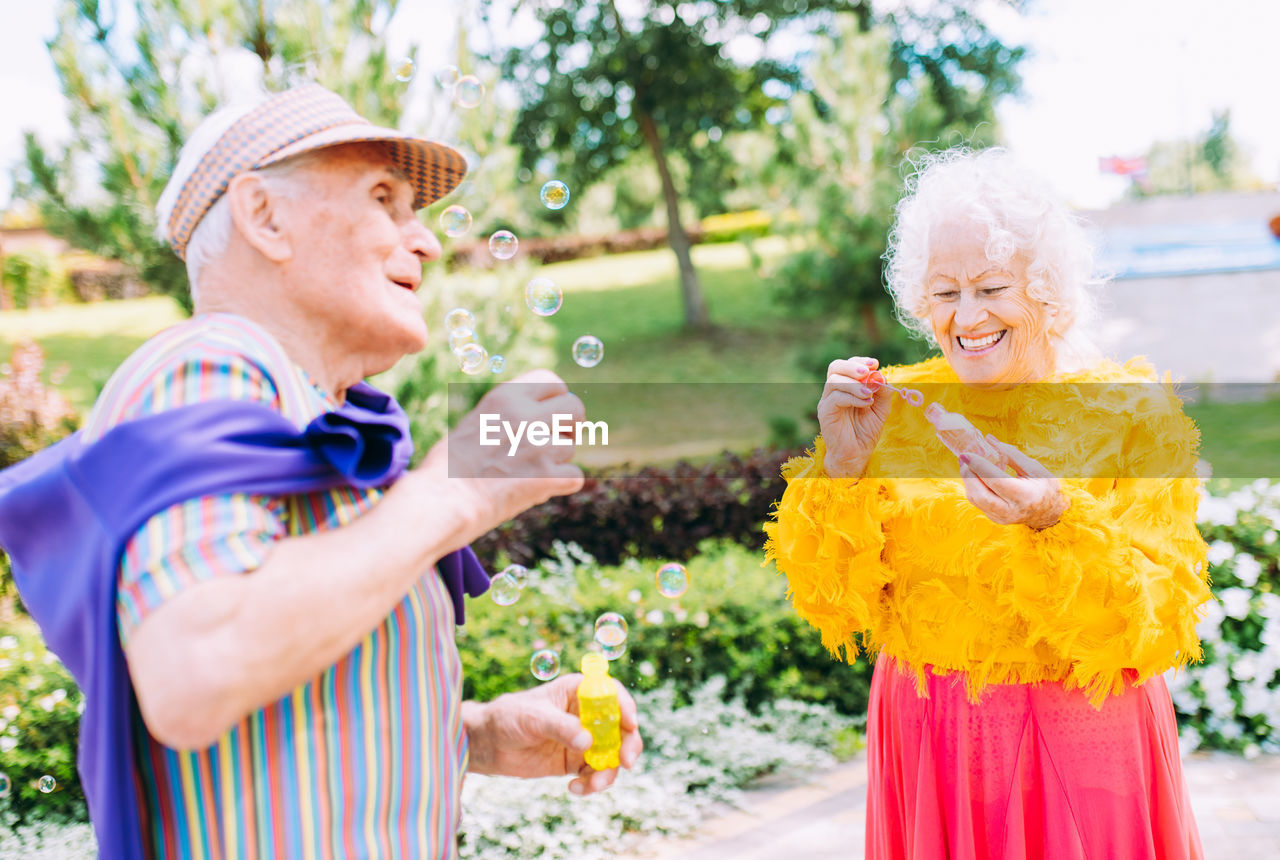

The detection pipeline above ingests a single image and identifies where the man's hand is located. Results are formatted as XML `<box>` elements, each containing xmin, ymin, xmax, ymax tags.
<box><xmin>417</xmin><ymin>369</ymin><xmax>586</xmax><ymax>543</ymax></box>
<box><xmin>463</xmin><ymin>674</ymin><xmax>644</xmax><ymax>796</ymax></box>
<box><xmin>958</xmin><ymin>434</ymin><xmax>1070</xmax><ymax>530</ymax></box>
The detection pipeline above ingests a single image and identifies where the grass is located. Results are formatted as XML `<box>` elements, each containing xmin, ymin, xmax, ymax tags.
<box><xmin>1</xmin><ymin>240</ymin><xmax>1278</xmax><ymax>477</ymax></box>
<box><xmin>0</xmin><ymin>296</ymin><xmax>183</xmax><ymax>410</ymax></box>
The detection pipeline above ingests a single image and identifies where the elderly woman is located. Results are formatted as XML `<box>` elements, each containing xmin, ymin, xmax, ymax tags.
<box><xmin>765</xmin><ymin>148</ymin><xmax>1212</xmax><ymax>859</ymax></box>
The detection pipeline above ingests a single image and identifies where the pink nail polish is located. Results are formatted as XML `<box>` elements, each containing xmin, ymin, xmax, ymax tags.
<box><xmin>958</xmin><ymin>453</ymin><xmax>971</xmax><ymax>466</ymax></box>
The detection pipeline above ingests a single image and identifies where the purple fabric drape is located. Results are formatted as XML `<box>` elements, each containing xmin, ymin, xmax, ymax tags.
<box><xmin>0</xmin><ymin>382</ymin><xmax>489</xmax><ymax>858</ymax></box>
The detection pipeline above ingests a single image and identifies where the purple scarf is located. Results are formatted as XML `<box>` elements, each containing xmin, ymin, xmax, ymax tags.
<box><xmin>0</xmin><ymin>382</ymin><xmax>489</xmax><ymax>858</ymax></box>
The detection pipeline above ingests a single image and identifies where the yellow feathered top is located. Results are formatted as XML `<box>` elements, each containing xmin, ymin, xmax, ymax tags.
<box><xmin>763</xmin><ymin>356</ymin><xmax>1213</xmax><ymax>706</ymax></box>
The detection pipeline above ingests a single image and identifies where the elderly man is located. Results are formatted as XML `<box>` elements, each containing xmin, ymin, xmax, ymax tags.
<box><xmin>0</xmin><ymin>83</ymin><xmax>641</xmax><ymax>858</ymax></box>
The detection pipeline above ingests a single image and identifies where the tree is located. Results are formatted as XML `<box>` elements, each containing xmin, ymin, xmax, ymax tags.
<box><xmin>767</xmin><ymin>6</ymin><xmax>1024</xmax><ymax>370</ymax></box>
<box><xmin>1133</xmin><ymin>110</ymin><xmax>1266</xmax><ymax>197</ymax></box>
<box><xmin>13</xmin><ymin>0</ymin><xmax>438</xmax><ymax>313</ymax></box>
<box><xmin>485</xmin><ymin>0</ymin><xmax>870</xmax><ymax>332</ymax></box>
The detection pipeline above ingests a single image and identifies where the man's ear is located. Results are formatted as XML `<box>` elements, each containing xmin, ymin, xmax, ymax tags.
<box><xmin>225</xmin><ymin>173</ymin><xmax>294</xmax><ymax>263</ymax></box>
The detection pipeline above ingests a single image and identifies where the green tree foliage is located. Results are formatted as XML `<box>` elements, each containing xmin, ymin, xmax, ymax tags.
<box><xmin>13</xmin><ymin>0</ymin><xmax>431</xmax><ymax>313</ymax></box>
<box><xmin>485</xmin><ymin>0</ymin><xmax>870</xmax><ymax>331</ymax></box>
<box><xmin>770</xmin><ymin>7</ymin><xmax>1024</xmax><ymax>372</ymax></box>
<box><xmin>1133</xmin><ymin>110</ymin><xmax>1267</xmax><ymax>197</ymax></box>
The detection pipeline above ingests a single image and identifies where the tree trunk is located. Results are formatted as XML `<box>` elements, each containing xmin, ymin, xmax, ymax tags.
<box><xmin>637</xmin><ymin>107</ymin><xmax>711</xmax><ymax>331</ymax></box>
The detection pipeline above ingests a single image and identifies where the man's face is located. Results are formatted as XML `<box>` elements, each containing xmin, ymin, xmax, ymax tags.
<box><xmin>277</xmin><ymin>143</ymin><xmax>441</xmax><ymax>377</ymax></box>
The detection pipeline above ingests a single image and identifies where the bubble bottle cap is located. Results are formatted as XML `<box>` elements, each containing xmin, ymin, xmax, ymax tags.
<box><xmin>581</xmin><ymin>653</ymin><xmax>610</xmax><ymax>676</ymax></box>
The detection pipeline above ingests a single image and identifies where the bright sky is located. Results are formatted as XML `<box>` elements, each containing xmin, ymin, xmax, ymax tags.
<box><xmin>1</xmin><ymin>0</ymin><xmax>1276</xmax><ymax>211</ymax></box>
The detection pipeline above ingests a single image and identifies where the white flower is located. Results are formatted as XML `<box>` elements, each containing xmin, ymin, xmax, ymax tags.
<box><xmin>1197</xmin><ymin>600</ymin><xmax>1225</xmax><ymax>637</ymax></box>
<box><xmin>1198</xmin><ymin>496</ymin><xmax>1239</xmax><ymax>527</ymax></box>
<box><xmin>52</xmin><ymin>689</ymin><xmax>67</xmax><ymax>703</ymax></box>
<box><xmin>1244</xmin><ymin>743</ymin><xmax>1262</xmax><ymax>760</ymax></box>
<box><xmin>1232</xmin><ymin>553</ymin><xmax>1262</xmax><ymax>587</ymax></box>
<box><xmin>627</xmin><ymin>589</ymin><xmax>642</xmax><ymax>603</ymax></box>
<box><xmin>1207</xmin><ymin>540</ymin><xmax>1236</xmax><ymax>567</ymax></box>
<box><xmin>645</xmin><ymin>610</ymin><xmax>665</xmax><ymax>625</ymax></box>
<box><xmin>1242</xmin><ymin>680</ymin><xmax>1273</xmax><ymax>717</ymax></box>
<box><xmin>39</xmin><ymin>695</ymin><xmax>55</xmax><ymax>712</ymax></box>
<box><xmin>1230</xmin><ymin>654</ymin><xmax>1258</xmax><ymax>682</ymax></box>
<box><xmin>0</xmin><ymin>737</ymin><xmax>15</xmax><ymax>753</ymax></box>
<box><xmin>1263</xmin><ymin>529</ymin><xmax>1278</xmax><ymax>545</ymax></box>
<box><xmin>1</xmin><ymin>705</ymin><xmax>17</xmax><ymax>721</ymax></box>
<box><xmin>639</xmin><ymin>661</ymin><xmax>656</xmax><ymax>677</ymax></box>
<box><xmin>1219</xmin><ymin>588</ymin><xmax>1253</xmax><ymax>620</ymax></box>
<box><xmin>1178</xmin><ymin>726</ymin><xmax>1201</xmax><ymax>756</ymax></box>
<box><xmin>0</xmin><ymin>636</ymin><xmax>16</xmax><ymax>650</ymax></box>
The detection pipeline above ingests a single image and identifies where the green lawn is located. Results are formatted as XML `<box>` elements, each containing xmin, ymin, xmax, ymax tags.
<box><xmin>2</xmin><ymin>242</ymin><xmax>1278</xmax><ymax>478</ymax></box>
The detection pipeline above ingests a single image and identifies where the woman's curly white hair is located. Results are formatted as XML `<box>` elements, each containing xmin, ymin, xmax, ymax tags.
<box><xmin>884</xmin><ymin>147</ymin><xmax>1101</xmax><ymax>359</ymax></box>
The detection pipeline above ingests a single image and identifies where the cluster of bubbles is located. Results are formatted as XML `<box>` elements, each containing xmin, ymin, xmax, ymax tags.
<box><xmin>495</xmin><ymin>561</ymin><xmax>690</xmax><ymax>682</ymax></box>
<box><xmin>489</xmin><ymin>563</ymin><xmax>529</xmax><ymax>606</ymax></box>
<box><xmin>0</xmin><ymin>771</ymin><xmax>55</xmax><ymax>797</ymax></box>
<box><xmin>446</xmin><ymin>308</ymin><xmax>504</xmax><ymax>376</ymax></box>
<box><xmin>392</xmin><ymin>61</ymin><xmax>485</xmax><ymax>110</ymax></box>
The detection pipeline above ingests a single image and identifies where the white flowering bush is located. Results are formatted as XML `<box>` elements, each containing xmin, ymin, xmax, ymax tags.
<box><xmin>0</xmin><ymin>619</ymin><xmax>85</xmax><ymax>826</ymax></box>
<box><xmin>1167</xmin><ymin>479</ymin><xmax>1280</xmax><ymax>757</ymax></box>
<box><xmin>459</xmin><ymin>677</ymin><xmax>861</xmax><ymax>860</ymax></box>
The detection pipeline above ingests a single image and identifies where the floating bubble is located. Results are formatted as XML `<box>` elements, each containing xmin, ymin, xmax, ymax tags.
<box><xmin>656</xmin><ymin>562</ymin><xmax>689</xmax><ymax>598</ymax></box>
<box><xmin>489</xmin><ymin>230</ymin><xmax>518</xmax><ymax>260</ymax></box>
<box><xmin>489</xmin><ymin>572</ymin><xmax>521</xmax><ymax>606</ymax></box>
<box><xmin>540</xmin><ymin>180</ymin><xmax>570</xmax><ymax>210</ymax></box>
<box><xmin>449</xmin><ymin>330</ymin><xmax>476</xmax><ymax>353</ymax></box>
<box><xmin>445</xmin><ymin>307</ymin><xmax>476</xmax><ymax>333</ymax></box>
<box><xmin>0</xmin><ymin>772</ymin><xmax>9</xmax><ymax>799</ymax></box>
<box><xmin>457</xmin><ymin>343</ymin><xmax>488</xmax><ymax>375</ymax></box>
<box><xmin>436</xmin><ymin>65</ymin><xmax>461</xmax><ymax>88</ymax></box>
<box><xmin>393</xmin><ymin>57</ymin><xmax>416</xmax><ymax>82</ymax></box>
<box><xmin>502</xmin><ymin>563</ymin><xmax>528</xmax><ymax>588</ymax></box>
<box><xmin>439</xmin><ymin>205</ymin><xmax>473</xmax><ymax>238</ymax></box>
<box><xmin>572</xmin><ymin>335</ymin><xmax>604</xmax><ymax>368</ymax></box>
<box><xmin>38</xmin><ymin>775</ymin><xmax>55</xmax><ymax>793</ymax></box>
<box><xmin>594</xmin><ymin>612</ymin><xmax>629</xmax><ymax>648</ymax></box>
<box><xmin>525</xmin><ymin>277</ymin><xmax>563</xmax><ymax>316</ymax></box>
<box><xmin>454</xmin><ymin>75</ymin><xmax>485</xmax><ymax>109</ymax></box>
<box><xmin>489</xmin><ymin>354</ymin><xmax>507</xmax><ymax>374</ymax></box>
<box><xmin>530</xmin><ymin>649</ymin><xmax>561</xmax><ymax>681</ymax></box>
<box><xmin>601</xmin><ymin>641</ymin><xmax>627</xmax><ymax>661</ymax></box>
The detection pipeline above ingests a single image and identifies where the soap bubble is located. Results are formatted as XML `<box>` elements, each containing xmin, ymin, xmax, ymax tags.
<box><xmin>489</xmin><ymin>354</ymin><xmax>506</xmax><ymax>374</ymax></box>
<box><xmin>540</xmin><ymin>180</ymin><xmax>570</xmax><ymax>210</ymax></box>
<box><xmin>449</xmin><ymin>330</ymin><xmax>476</xmax><ymax>353</ymax></box>
<box><xmin>393</xmin><ymin>57</ymin><xmax>416</xmax><ymax>82</ymax></box>
<box><xmin>594</xmin><ymin>612</ymin><xmax>629</xmax><ymax>648</ymax></box>
<box><xmin>436</xmin><ymin>65</ymin><xmax>460</xmax><ymax>88</ymax></box>
<box><xmin>0</xmin><ymin>772</ymin><xmax>9</xmax><ymax>798</ymax></box>
<box><xmin>601</xmin><ymin>641</ymin><xmax>627</xmax><ymax>661</ymax></box>
<box><xmin>502</xmin><ymin>563</ymin><xmax>528</xmax><ymax>588</ymax></box>
<box><xmin>445</xmin><ymin>307</ymin><xmax>476</xmax><ymax>333</ymax></box>
<box><xmin>439</xmin><ymin>205</ymin><xmax>472</xmax><ymax>238</ymax></box>
<box><xmin>572</xmin><ymin>335</ymin><xmax>604</xmax><ymax>368</ymax></box>
<box><xmin>489</xmin><ymin>572</ymin><xmax>521</xmax><ymax>606</ymax></box>
<box><xmin>454</xmin><ymin>75</ymin><xmax>484</xmax><ymax>108</ymax></box>
<box><xmin>530</xmin><ymin>649</ymin><xmax>561</xmax><ymax>681</ymax></box>
<box><xmin>38</xmin><ymin>775</ymin><xmax>55</xmax><ymax>793</ymax></box>
<box><xmin>457</xmin><ymin>343</ymin><xmax>488</xmax><ymax>375</ymax></box>
<box><xmin>525</xmin><ymin>277</ymin><xmax>563</xmax><ymax>316</ymax></box>
<box><xmin>489</xmin><ymin>230</ymin><xmax>518</xmax><ymax>260</ymax></box>
<box><xmin>656</xmin><ymin>562</ymin><xmax>689</xmax><ymax>598</ymax></box>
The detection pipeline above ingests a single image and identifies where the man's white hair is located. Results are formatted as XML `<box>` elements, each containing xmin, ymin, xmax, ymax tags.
<box><xmin>155</xmin><ymin>96</ymin><xmax>321</xmax><ymax>300</ymax></box>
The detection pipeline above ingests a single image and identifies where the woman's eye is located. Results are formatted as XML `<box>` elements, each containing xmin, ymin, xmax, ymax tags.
<box><xmin>981</xmin><ymin>286</ymin><xmax>1009</xmax><ymax>296</ymax></box>
<box><xmin>933</xmin><ymin>290</ymin><xmax>959</xmax><ymax>301</ymax></box>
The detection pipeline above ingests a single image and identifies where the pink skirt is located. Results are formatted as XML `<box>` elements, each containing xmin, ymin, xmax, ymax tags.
<box><xmin>866</xmin><ymin>659</ymin><xmax>1203</xmax><ymax>860</ymax></box>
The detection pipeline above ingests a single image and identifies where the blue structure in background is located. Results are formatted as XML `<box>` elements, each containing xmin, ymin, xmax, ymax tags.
<box><xmin>1095</xmin><ymin>221</ymin><xmax>1280</xmax><ymax>280</ymax></box>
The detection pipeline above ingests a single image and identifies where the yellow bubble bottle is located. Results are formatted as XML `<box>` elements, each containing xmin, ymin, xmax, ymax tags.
<box><xmin>577</xmin><ymin>654</ymin><xmax>621</xmax><ymax>770</ymax></box>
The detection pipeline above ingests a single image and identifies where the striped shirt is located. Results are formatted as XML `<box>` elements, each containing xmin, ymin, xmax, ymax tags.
<box><xmin>81</xmin><ymin>313</ymin><xmax>467</xmax><ymax>859</ymax></box>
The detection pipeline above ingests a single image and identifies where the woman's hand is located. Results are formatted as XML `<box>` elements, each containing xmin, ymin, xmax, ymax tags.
<box><xmin>958</xmin><ymin>435</ymin><xmax>1069</xmax><ymax>530</ymax></box>
<box><xmin>818</xmin><ymin>356</ymin><xmax>895</xmax><ymax>478</ymax></box>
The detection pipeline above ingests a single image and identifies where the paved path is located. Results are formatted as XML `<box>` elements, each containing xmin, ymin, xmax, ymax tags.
<box><xmin>621</xmin><ymin>752</ymin><xmax>1280</xmax><ymax>859</ymax></box>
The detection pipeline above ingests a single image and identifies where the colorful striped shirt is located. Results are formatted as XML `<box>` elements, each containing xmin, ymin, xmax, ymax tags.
<box><xmin>81</xmin><ymin>312</ymin><xmax>467</xmax><ymax>859</ymax></box>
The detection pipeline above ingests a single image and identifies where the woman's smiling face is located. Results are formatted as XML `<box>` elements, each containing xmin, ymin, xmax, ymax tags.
<box><xmin>925</xmin><ymin>218</ymin><xmax>1056</xmax><ymax>387</ymax></box>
